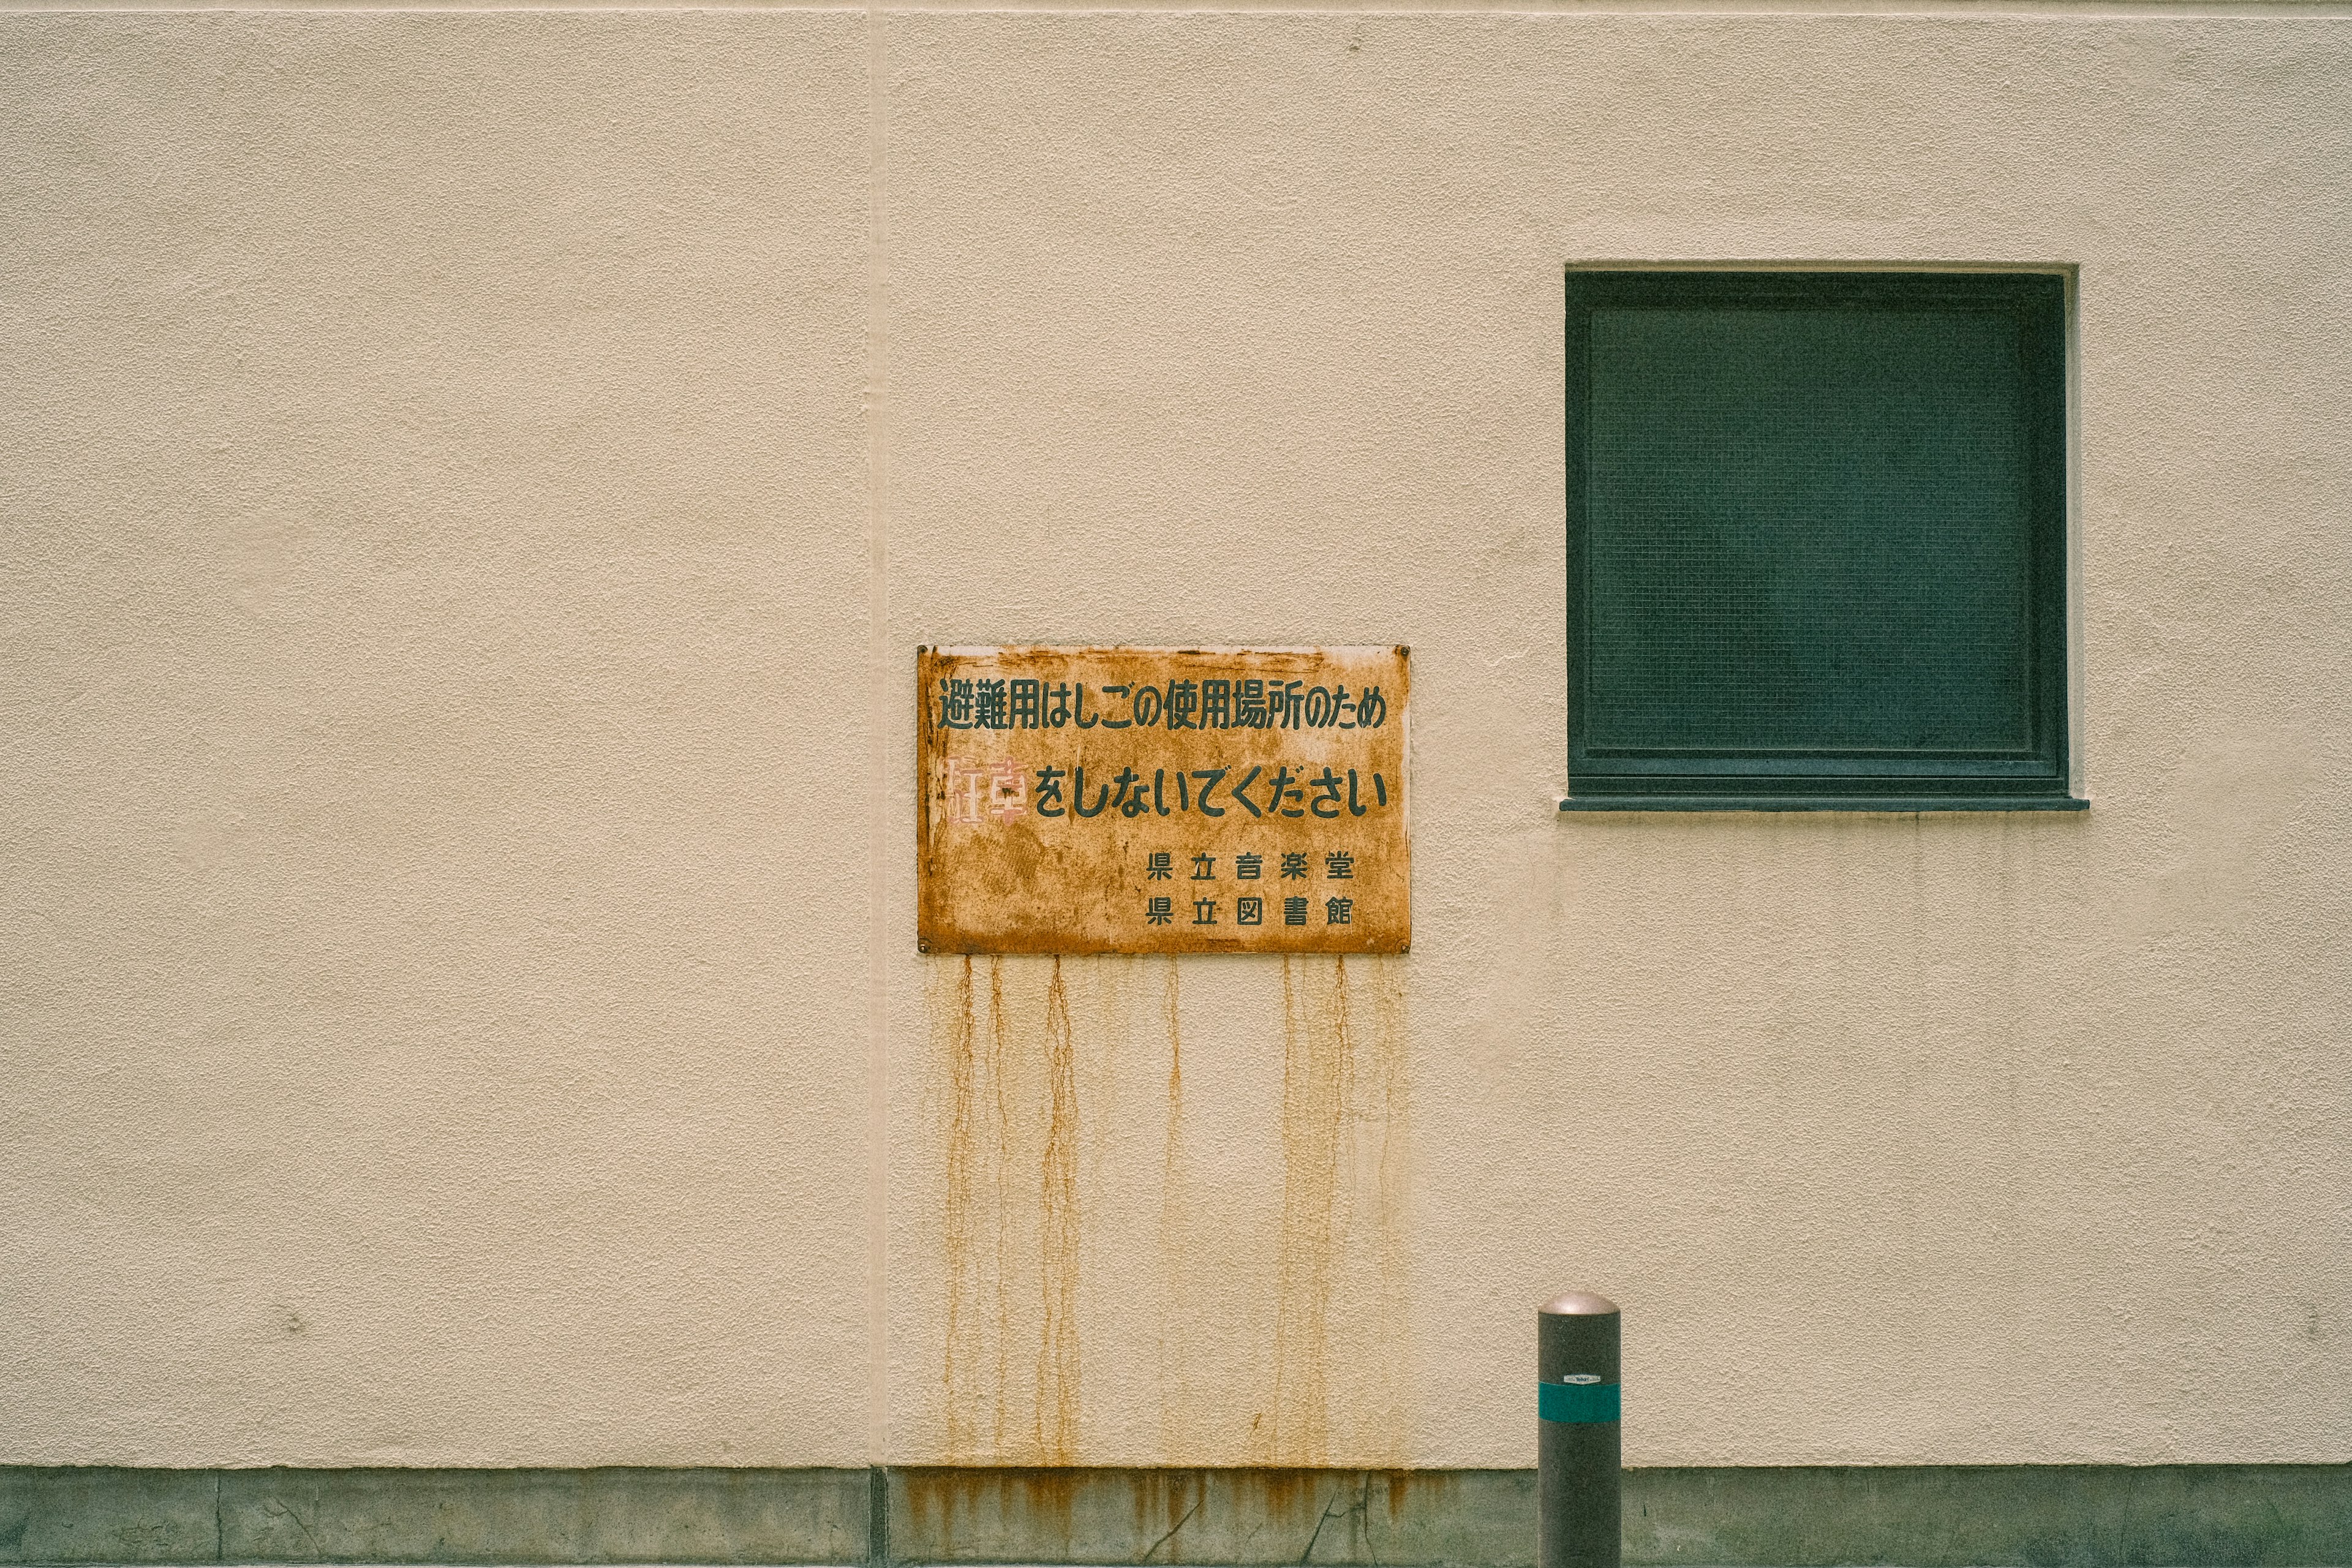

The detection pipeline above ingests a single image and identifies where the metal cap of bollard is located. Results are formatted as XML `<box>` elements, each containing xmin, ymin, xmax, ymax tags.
<box><xmin>1538</xmin><ymin>1294</ymin><xmax>1621</xmax><ymax>1385</ymax></box>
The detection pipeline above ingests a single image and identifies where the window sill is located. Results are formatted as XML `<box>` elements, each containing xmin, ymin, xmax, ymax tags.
<box><xmin>1558</xmin><ymin>795</ymin><xmax>2087</xmax><ymax>813</ymax></box>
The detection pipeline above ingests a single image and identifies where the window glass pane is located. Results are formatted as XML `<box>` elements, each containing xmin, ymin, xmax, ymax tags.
<box><xmin>1582</xmin><ymin>304</ymin><xmax>2034</xmax><ymax>754</ymax></box>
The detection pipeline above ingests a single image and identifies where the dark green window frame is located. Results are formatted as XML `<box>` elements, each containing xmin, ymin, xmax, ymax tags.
<box><xmin>1562</xmin><ymin>268</ymin><xmax>2082</xmax><ymax>812</ymax></box>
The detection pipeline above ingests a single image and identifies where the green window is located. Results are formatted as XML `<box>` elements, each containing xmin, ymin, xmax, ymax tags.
<box><xmin>1562</xmin><ymin>270</ymin><xmax>2080</xmax><ymax>810</ymax></box>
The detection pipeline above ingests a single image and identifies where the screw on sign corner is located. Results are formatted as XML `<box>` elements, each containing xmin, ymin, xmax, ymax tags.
<box><xmin>1539</xmin><ymin>1291</ymin><xmax>1620</xmax><ymax>1568</ymax></box>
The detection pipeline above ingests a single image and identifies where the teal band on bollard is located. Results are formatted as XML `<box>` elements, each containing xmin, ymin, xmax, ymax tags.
<box><xmin>1539</xmin><ymin>1381</ymin><xmax>1620</xmax><ymax>1423</ymax></box>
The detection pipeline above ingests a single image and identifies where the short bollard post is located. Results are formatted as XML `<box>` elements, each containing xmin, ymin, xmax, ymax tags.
<box><xmin>1539</xmin><ymin>1291</ymin><xmax>1621</xmax><ymax>1568</ymax></box>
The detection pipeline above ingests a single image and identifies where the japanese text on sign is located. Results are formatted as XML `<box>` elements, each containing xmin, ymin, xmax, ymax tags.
<box><xmin>916</xmin><ymin>646</ymin><xmax>1409</xmax><ymax>955</ymax></box>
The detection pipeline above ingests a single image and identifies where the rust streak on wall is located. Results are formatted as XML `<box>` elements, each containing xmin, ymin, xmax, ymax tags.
<box><xmin>1038</xmin><ymin>956</ymin><xmax>1080</xmax><ymax>1463</ymax></box>
<box><xmin>1163</xmin><ymin>956</ymin><xmax>1183</xmax><ymax>1161</ymax></box>
<box><xmin>896</xmin><ymin>1466</ymin><xmax>1463</xmax><ymax>1564</ymax></box>
<box><xmin>1366</xmin><ymin>952</ymin><xmax>1412</xmax><ymax>1464</ymax></box>
<box><xmin>1253</xmin><ymin>953</ymin><xmax>1414</xmax><ymax>1467</ymax></box>
<box><xmin>937</xmin><ymin>955</ymin><xmax>1090</xmax><ymax>1463</ymax></box>
<box><xmin>1156</xmin><ymin>954</ymin><xmax>1192</xmax><ymax>1460</ymax></box>
<box><xmin>1385</xmin><ymin>1466</ymin><xmax>1451</xmax><ymax>1523</ymax></box>
<box><xmin>941</xmin><ymin>954</ymin><xmax>981</xmax><ymax>1459</ymax></box>
<box><xmin>1264</xmin><ymin>954</ymin><xmax>1344</xmax><ymax>1464</ymax></box>
<box><xmin>936</xmin><ymin>947</ymin><xmax>1403</xmax><ymax>1468</ymax></box>
<box><xmin>988</xmin><ymin>956</ymin><xmax>1014</xmax><ymax>1456</ymax></box>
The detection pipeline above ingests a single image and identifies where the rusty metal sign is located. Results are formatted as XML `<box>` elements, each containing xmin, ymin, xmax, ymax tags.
<box><xmin>916</xmin><ymin>646</ymin><xmax>1409</xmax><ymax>954</ymax></box>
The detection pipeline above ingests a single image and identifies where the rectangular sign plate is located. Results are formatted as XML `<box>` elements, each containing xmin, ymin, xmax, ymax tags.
<box><xmin>917</xmin><ymin>646</ymin><xmax>1409</xmax><ymax>954</ymax></box>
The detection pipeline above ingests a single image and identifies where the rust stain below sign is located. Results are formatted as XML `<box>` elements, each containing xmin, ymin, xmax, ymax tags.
<box><xmin>917</xmin><ymin>646</ymin><xmax>1409</xmax><ymax>955</ymax></box>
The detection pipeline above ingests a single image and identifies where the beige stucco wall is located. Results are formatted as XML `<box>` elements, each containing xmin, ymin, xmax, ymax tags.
<box><xmin>3</xmin><ymin>4</ymin><xmax>2348</xmax><ymax>1472</ymax></box>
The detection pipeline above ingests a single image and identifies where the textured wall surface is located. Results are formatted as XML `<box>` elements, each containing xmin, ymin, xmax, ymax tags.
<box><xmin>0</xmin><ymin>13</ymin><xmax>873</xmax><ymax>1464</ymax></box>
<box><xmin>3</xmin><ymin>4</ymin><xmax>2348</xmax><ymax>1473</ymax></box>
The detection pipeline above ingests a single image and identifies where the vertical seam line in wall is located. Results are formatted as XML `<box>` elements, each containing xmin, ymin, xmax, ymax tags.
<box><xmin>864</xmin><ymin>0</ymin><xmax>893</xmax><ymax>1472</ymax></box>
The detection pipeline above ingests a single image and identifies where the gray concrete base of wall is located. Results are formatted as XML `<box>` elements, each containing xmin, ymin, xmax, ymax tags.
<box><xmin>2</xmin><ymin>1466</ymin><xmax>2348</xmax><ymax>1568</ymax></box>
